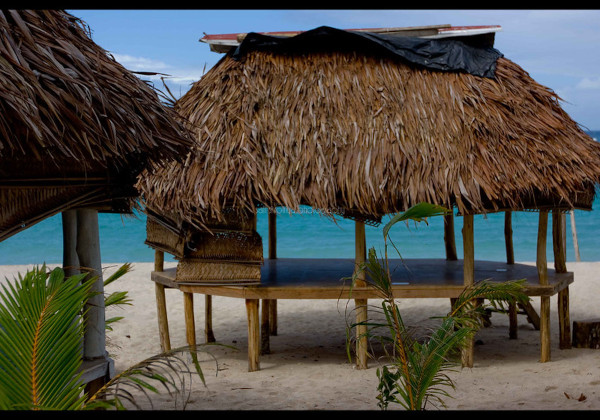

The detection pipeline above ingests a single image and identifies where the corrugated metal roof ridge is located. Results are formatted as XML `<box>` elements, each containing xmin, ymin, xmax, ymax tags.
<box><xmin>200</xmin><ymin>24</ymin><xmax>501</xmax><ymax>42</ymax></box>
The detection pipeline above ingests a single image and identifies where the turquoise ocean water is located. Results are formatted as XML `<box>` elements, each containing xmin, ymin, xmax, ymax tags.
<box><xmin>1</xmin><ymin>131</ymin><xmax>599</xmax><ymax>265</ymax></box>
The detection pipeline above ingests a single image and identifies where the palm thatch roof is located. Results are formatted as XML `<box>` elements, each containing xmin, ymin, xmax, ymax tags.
<box><xmin>0</xmin><ymin>9</ymin><xmax>194</xmax><ymax>241</ymax></box>
<box><xmin>136</xmin><ymin>26</ymin><xmax>600</xmax><ymax>233</ymax></box>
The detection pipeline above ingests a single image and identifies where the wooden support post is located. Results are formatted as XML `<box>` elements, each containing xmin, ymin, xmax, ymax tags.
<box><xmin>552</xmin><ymin>210</ymin><xmax>567</xmax><ymax>273</ymax></box>
<box><xmin>62</xmin><ymin>210</ymin><xmax>82</xmax><ymax>360</ymax></box>
<box><xmin>183</xmin><ymin>292</ymin><xmax>196</xmax><ymax>352</ymax></box>
<box><xmin>508</xmin><ymin>302</ymin><xmax>518</xmax><ymax>339</ymax></box>
<box><xmin>269</xmin><ymin>300</ymin><xmax>278</xmax><ymax>336</ymax></box>
<box><xmin>154</xmin><ymin>249</ymin><xmax>164</xmax><ymax>272</ymax></box>
<box><xmin>558</xmin><ymin>288</ymin><xmax>571</xmax><ymax>349</ymax></box>
<box><xmin>572</xmin><ymin>319</ymin><xmax>600</xmax><ymax>348</ymax></box>
<box><xmin>246</xmin><ymin>299</ymin><xmax>260</xmax><ymax>372</ymax></box>
<box><xmin>570</xmin><ymin>210</ymin><xmax>581</xmax><ymax>262</ymax></box>
<box><xmin>155</xmin><ymin>283</ymin><xmax>171</xmax><ymax>352</ymax></box>
<box><xmin>520</xmin><ymin>301</ymin><xmax>541</xmax><ymax>330</ymax></box>
<box><xmin>62</xmin><ymin>210</ymin><xmax>80</xmax><ymax>278</ymax></box>
<box><xmin>540</xmin><ymin>296</ymin><xmax>551</xmax><ymax>362</ymax></box>
<box><xmin>154</xmin><ymin>248</ymin><xmax>171</xmax><ymax>352</ymax></box>
<box><xmin>76</xmin><ymin>209</ymin><xmax>105</xmax><ymax>361</ymax></box>
<box><xmin>261</xmin><ymin>299</ymin><xmax>271</xmax><ymax>354</ymax></box>
<box><xmin>268</xmin><ymin>210</ymin><xmax>277</xmax><ymax>259</ymax></box>
<box><xmin>537</xmin><ymin>211</ymin><xmax>548</xmax><ymax>285</ymax></box>
<box><xmin>268</xmin><ymin>210</ymin><xmax>278</xmax><ymax>336</ymax></box>
<box><xmin>504</xmin><ymin>211</ymin><xmax>515</xmax><ymax>265</ymax></box>
<box><xmin>443</xmin><ymin>213</ymin><xmax>458</xmax><ymax>261</ymax></box>
<box><xmin>205</xmin><ymin>295</ymin><xmax>216</xmax><ymax>343</ymax></box>
<box><xmin>462</xmin><ymin>213</ymin><xmax>474</xmax><ymax>368</ymax></box>
<box><xmin>355</xmin><ymin>220</ymin><xmax>368</xmax><ymax>370</ymax></box>
<box><xmin>537</xmin><ymin>211</ymin><xmax>551</xmax><ymax>362</ymax></box>
<box><xmin>553</xmin><ymin>210</ymin><xmax>571</xmax><ymax>349</ymax></box>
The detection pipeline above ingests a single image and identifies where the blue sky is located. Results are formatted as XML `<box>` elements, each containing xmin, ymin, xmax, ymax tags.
<box><xmin>70</xmin><ymin>9</ymin><xmax>600</xmax><ymax>130</ymax></box>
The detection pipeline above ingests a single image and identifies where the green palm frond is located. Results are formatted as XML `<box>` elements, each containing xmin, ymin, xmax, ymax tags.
<box><xmin>343</xmin><ymin>202</ymin><xmax>531</xmax><ymax>411</ymax></box>
<box><xmin>383</xmin><ymin>202</ymin><xmax>450</xmax><ymax>241</ymax></box>
<box><xmin>103</xmin><ymin>263</ymin><xmax>133</xmax><ymax>310</ymax></box>
<box><xmin>447</xmin><ymin>279</ymin><xmax>529</xmax><ymax>331</ymax></box>
<box><xmin>0</xmin><ymin>265</ymin><xmax>94</xmax><ymax>410</ymax></box>
<box><xmin>85</xmin><ymin>344</ymin><xmax>228</xmax><ymax>410</ymax></box>
<box><xmin>0</xmin><ymin>264</ymin><xmax>221</xmax><ymax>411</ymax></box>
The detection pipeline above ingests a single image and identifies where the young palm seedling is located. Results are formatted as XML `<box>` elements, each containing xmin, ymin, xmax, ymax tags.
<box><xmin>347</xmin><ymin>202</ymin><xmax>530</xmax><ymax>410</ymax></box>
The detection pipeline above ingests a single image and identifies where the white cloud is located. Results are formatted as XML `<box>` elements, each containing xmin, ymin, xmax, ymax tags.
<box><xmin>110</xmin><ymin>53</ymin><xmax>205</xmax><ymax>91</ymax></box>
<box><xmin>576</xmin><ymin>77</ymin><xmax>600</xmax><ymax>90</ymax></box>
<box><xmin>112</xmin><ymin>53</ymin><xmax>170</xmax><ymax>72</ymax></box>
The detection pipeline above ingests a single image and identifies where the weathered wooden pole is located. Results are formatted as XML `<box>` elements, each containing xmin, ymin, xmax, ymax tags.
<box><xmin>205</xmin><ymin>295</ymin><xmax>216</xmax><ymax>343</ymax></box>
<box><xmin>183</xmin><ymin>292</ymin><xmax>196</xmax><ymax>352</ymax></box>
<box><xmin>154</xmin><ymin>249</ymin><xmax>171</xmax><ymax>352</ymax></box>
<box><xmin>268</xmin><ymin>210</ymin><xmax>277</xmax><ymax>336</ymax></box>
<box><xmin>461</xmin><ymin>213</ymin><xmax>475</xmax><ymax>368</ymax></box>
<box><xmin>537</xmin><ymin>211</ymin><xmax>551</xmax><ymax>362</ymax></box>
<box><xmin>570</xmin><ymin>210</ymin><xmax>581</xmax><ymax>262</ymax></box>
<box><xmin>553</xmin><ymin>210</ymin><xmax>571</xmax><ymax>350</ymax></box>
<box><xmin>504</xmin><ymin>211</ymin><xmax>514</xmax><ymax>265</ymax></box>
<box><xmin>246</xmin><ymin>298</ymin><xmax>260</xmax><ymax>372</ymax></box>
<box><xmin>504</xmin><ymin>211</ymin><xmax>518</xmax><ymax>338</ymax></box>
<box><xmin>62</xmin><ymin>210</ymin><xmax>80</xmax><ymax>278</ymax></box>
<box><xmin>355</xmin><ymin>220</ymin><xmax>368</xmax><ymax>369</ymax></box>
<box><xmin>76</xmin><ymin>209</ymin><xmax>105</xmax><ymax>360</ymax></box>
<box><xmin>444</xmin><ymin>212</ymin><xmax>458</xmax><ymax>261</ymax></box>
<box><xmin>75</xmin><ymin>208</ymin><xmax>108</xmax><ymax>395</ymax></box>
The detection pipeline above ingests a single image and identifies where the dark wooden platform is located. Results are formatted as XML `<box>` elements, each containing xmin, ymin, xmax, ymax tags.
<box><xmin>152</xmin><ymin>258</ymin><xmax>573</xmax><ymax>299</ymax></box>
<box><xmin>151</xmin><ymin>257</ymin><xmax>573</xmax><ymax>372</ymax></box>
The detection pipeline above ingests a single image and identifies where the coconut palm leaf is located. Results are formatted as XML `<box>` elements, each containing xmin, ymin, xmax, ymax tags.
<box><xmin>345</xmin><ymin>202</ymin><xmax>530</xmax><ymax>410</ymax></box>
<box><xmin>0</xmin><ymin>265</ymin><xmax>93</xmax><ymax>410</ymax></box>
<box><xmin>84</xmin><ymin>344</ymin><xmax>223</xmax><ymax>410</ymax></box>
<box><xmin>383</xmin><ymin>202</ymin><xmax>450</xmax><ymax>241</ymax></box>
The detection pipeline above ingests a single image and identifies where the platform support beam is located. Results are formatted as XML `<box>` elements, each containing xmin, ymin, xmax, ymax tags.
<box><xmin>154</xmin><ymin>250</ymin><xmax>171</xmax><ymax>352</ymax></box>
<box><xmin>461</xmin><ymin>213</ymin><xmax>474</xmax><ymax>368</ymax></box>
<box><xmin>354</xmin><ymin>220</ymin><xmax>368</xmax><ymax>370</ymax></box>
<box><xmin>444</xmin><ymin>212</ymin><xmax>458</xmax><ymax>261</ymax></box>
<box><xmin>537</xmin><ymin>211</ymin><xmax>551</xmax><ymax>363</ymax></box>
<box><xmin>246</xmin><ymin>299</ymin><xmax>260</xmax><ymax>372</ymax></box>
<box><xmin>553</xmin><ymin>210</ymin><xmax>571</xmax><ymax>350</ymax></box>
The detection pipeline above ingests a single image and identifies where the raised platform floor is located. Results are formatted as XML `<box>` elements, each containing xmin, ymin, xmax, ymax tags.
<box><xmin>151</xmin><ymin>258</ymin><xmax>573</xmax><ymax>371</ymax></box>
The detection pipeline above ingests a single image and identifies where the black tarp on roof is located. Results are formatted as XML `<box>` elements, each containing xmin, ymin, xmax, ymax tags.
<box><xmin>233</xmin><ymin>25</ymin><xmax>503</xmax><ymax>79</ymax></box>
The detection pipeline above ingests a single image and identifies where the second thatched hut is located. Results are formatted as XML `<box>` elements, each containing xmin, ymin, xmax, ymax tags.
<box><xmin>137</xmin><ymin>25</ymin><xmax>600</xmax><ymax>370</ymax></box>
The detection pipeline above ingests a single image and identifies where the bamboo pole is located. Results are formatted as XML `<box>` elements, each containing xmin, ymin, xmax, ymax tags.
<box><xmin>154</xmin><ymin>250</ymin><xmax>171</xmax><ymax>352</ymax></box>
<box><xmin>76</xmin><ymin>209</ymin><xmax>105</xmax><ymax>360</ymax></box>
<box><xmin>461</xmin><ymin>213</ymin><xmax>474</xmax><ymax>368</ymax></box>
<box><xmin>570</xmin><ymin>210</ymin><xmax>581</xmax><ymax>261</ymax></box>
<box><xmin>508</xmin><ymin>302</ymin><xmax>518</xmax><ymax>339</ymax></box>
<box><xmin>504</xmin><ymin>211</ymin><xmax>518</xmax><ymax>337</ymax></box>
<box><xmin>268</xmin><ymin>210</ymin><xmax>278</xmax><ymax>336</ymax></box>
<box><xmin>443</xmin><ymin>213</ymin><xmax>458</xmax><ymax>261</ymax></box>
<box><xmin>354</xmin><ymin>220</ymin><xmax>368</xmax><ymax>370</ymax></box>
<box><xmin>261</xmin><ymin>299</ymin><xmax>270</xmax><ymax>354</ymax></box>
<box><xmin>537</xmin><ymin>211</ymin><xmax>549</xmax><ymax>285</ymax></box>
<box><xmin>268</xmin><ymin>210</ymin><xmax>277</xmax><ymax>259</ymax></box>
<box><xmin>537</xmin><ymin>211</ymin><xmax>550</xmax><ymax>362</ymax></box>
<box><xmin>552</xmin><ymin>210</ymin><xmax>567</xmax><ymax>273</ymax></box>
<box><xmin>183</xmin><ymin>292</ymin><xmax>196</xmax><ymax>352</ymax></box>
<box><xmin>246</xmin><ymin>299</ymin><xmax>260</xmax><ymax>372</ymax></box>
<box><xmin>504</xmin><ymin>211</ymin><xmax>514</xmax><ymax>265</ymax></box>
<box><xmin>553</xmin><ymin>210</ymin><xmax>571</xmax><ymax>349</ymax></box>
<box><xmin>205</xmin><ymin>295</ymin><xmax>216</xmax><ymax>343</ymax></box>
<box><xmin>62</xmin><ymin>210</ymin><xmax>80</xmax><ymax>278</ymax></box>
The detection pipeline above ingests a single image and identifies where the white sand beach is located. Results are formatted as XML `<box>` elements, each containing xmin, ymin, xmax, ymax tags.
<box><xmin>2</xmin><ymin>261</ymin><xmax>600</xmax><ymax>411</ymax></box>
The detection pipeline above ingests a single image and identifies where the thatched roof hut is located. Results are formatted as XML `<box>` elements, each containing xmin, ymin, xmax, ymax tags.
<box><xmin>140</xmin><ymin>24</ymin><xmax>600</xmax><ymax>370</ymax></box>
<box><xmin>0</xmin><ymin>9</ymin><xmax>194</xmax><ymax>241</ymax></box>
<box><xmin>137</xmin><ymin>25</ymin><xmax>600</xmax><ymax>234</ymax></box>
<box><xmin>0</xmin><ymin>9</ymin><xmax>194</xmax><ymax>389</ymax></box>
